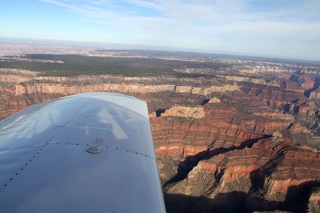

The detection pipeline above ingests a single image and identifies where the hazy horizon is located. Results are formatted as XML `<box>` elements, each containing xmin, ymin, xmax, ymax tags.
<box><xmin>2</xmin><ymin>37</ymin><xmax>320</xmax><ymax>63</ymax></box>
<box><xmin>1</xmin><ymin>0</ymin><xmax>320</xmax><ymax>61</ymax></box>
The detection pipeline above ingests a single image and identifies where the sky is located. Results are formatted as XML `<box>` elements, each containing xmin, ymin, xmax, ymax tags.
<box><xmin>0</xmin><ymin>0</ymin><xmax>320</xmax><ymax>61</ymax></box>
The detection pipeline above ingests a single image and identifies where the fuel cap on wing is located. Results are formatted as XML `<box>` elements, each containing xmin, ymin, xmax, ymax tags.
<box><xmin>86</xmin><ymin>146</ymin><xmax>101</xmax><ymax>154</ymax></box>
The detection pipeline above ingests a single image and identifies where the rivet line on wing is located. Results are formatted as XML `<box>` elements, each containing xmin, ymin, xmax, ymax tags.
<box><xmin>50</xmin><ymin>142</ymin><xmax>155</xmax><ymax>159</ymax></box>
<box><xmin>0</xmin><ymin>142</ymin><xmax>49</xmax><ymax>193</ymax></box>
<box><xmin>104</xmin><ymin>146</ymin><xmax>155</xmax><ymax>160</ymax></box>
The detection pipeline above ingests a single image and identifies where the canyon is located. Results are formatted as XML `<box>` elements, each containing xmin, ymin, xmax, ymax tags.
<box><xmin>1</xmin><ymin>52</ymin><xmax>320</xmax><ymax>212</ymax></box>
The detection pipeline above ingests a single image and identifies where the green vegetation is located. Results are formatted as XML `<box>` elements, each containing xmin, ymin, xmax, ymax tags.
<box><xmin>0</xmin><ymin>54</ymin><xmax>230</xmax><ymax>77</ymax></box>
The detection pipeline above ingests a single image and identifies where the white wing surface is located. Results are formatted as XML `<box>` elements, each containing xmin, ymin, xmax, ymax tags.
<box><xmin>0</xmin><ymin>92</ymin><xmax>166</xmax><ymax>213</ymax></box>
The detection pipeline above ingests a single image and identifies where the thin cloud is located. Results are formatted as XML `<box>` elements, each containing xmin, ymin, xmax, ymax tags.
<box><xmin>38</xmin><ymin>0</ymin><xmax>319</xmax><ymax>27</ymax></box>
<box><xmin>38</xmin><ymin>0</ymin><xmax>320</xmax><ymax>60</ymax></box>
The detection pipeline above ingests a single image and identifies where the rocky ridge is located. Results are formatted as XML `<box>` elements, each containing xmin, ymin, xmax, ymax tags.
<box><xmin>1</xmin><ymin>66</ymin><xmax>320</xmax><ymax>212</ymax></box>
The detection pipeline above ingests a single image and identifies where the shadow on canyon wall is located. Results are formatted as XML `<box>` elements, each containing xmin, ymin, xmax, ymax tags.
<box><xmin>249</xmin><ymin>145</ymin><xmax>288</xmax><ymax>194</ymax></box>
<box><xmin>164</xmin><ymin>139</ymin><xmax>319</xmax><ymax>213</ymax></box>
<box><xmin>303</xmin><ymin>76</ymin><xmax>320</xmax><ymax>98</ymax></box>
<box><xmin>164</xmin><ymin>180</ymin><xmax>320</xmax><ymax>213</ymax></box>
<box><xmin>164</xmin><ymin>136</ymin><xmax>270</xmax><ymax>186</ymax></box>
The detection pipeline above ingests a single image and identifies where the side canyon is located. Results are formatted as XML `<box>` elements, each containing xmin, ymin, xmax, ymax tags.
<box><xmin>1</xmin><ymin>57</ymin><xmax>320</xmax><ymax>212</ymax></box>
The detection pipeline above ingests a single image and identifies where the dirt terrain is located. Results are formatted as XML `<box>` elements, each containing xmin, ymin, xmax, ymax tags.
<box><xmin>1</xmin><ymin>52</ymin><xmax>320</xmax><ymax>212</ymax></box>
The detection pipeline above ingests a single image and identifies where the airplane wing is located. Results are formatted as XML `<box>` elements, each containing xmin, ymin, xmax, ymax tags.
<box><xmin>0</xmin><ymin>92</ymin><xmax>166</xmax><ymax>213</ymax></box>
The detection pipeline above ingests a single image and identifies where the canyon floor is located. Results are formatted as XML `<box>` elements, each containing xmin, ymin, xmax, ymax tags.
<box><xmin>1</xmin><ymin>49</ymin><xmax>320</xmax><ymax>212</ymax></box>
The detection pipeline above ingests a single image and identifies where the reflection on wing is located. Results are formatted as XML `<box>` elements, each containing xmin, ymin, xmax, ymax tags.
<box><xmin>0</xmin><ymin>92</ymin><xmax>166</xmax><ymax>213</ymax></box>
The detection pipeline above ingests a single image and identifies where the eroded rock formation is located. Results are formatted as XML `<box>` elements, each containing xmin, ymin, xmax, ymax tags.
<box><xmin>1</xmin><ymin>67</ymin><xmax>320</xmax><ymax>212</ymax></box>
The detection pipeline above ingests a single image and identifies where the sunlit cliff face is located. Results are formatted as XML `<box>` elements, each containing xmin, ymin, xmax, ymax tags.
<box><xmin>1</xmin><ymin>64</ymin><xmax>320</xmax><ymax>212</ymax></box>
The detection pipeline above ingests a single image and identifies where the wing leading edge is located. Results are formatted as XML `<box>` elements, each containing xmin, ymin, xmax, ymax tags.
<box><xmin>0</xmin><ymin>92</ymin><xmax>166</xmax><ymax>213</ymax></box>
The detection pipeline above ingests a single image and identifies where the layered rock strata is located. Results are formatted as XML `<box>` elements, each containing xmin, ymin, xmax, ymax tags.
<box><xmin>0</xmin><ymin>68</ymin><xmax>320</xmax><ymax>212</ymax></box>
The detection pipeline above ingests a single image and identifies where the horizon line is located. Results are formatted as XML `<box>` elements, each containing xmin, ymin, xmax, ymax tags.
<box><xmin>1</xmin><ymin>37</ymin><xmax>319</xmax><ymax>63</ymax></box>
